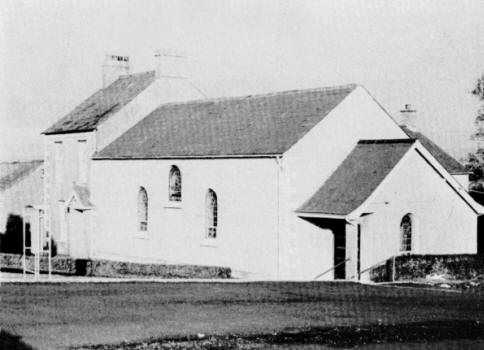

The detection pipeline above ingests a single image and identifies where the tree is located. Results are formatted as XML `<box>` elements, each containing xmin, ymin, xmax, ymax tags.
<box><xmin>471</xmin><ymin>74</ymin><xmax>484</xmax><ymax>141</ymax></box>
<box><xmin>466</xmin><ymin>74</ymin><xmax>484</xmax><ymax>191</ymax></box>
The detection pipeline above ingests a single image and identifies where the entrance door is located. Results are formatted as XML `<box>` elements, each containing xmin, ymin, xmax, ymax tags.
<box><xmin>67</xmin><ymin>208</ymin><xmax>89</xmax><ymax>259</ymax></box>
<box><xmin>478</xmin><ymin>215</ymin><xmax>484</xmax><ymax>254</ymax></box>
<box><xmin>334</xmin><ymin>222</ymin><xmax>346</xmax><ymax>279</ymax></box>
<box><xmin>357</xmin><ymin>224</ymin><xmax>361</xmax><ymax>280</ymax></box>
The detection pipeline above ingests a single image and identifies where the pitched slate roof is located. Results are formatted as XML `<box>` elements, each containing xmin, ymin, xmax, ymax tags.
<box><xmin>298</xmin><ymin>139</ymin><xmax>415</xmax><ymax>216</ymax></box>
<box><xmin>94</xmin><ymin>84</ymin><xmax>357</xmax><ymax>159</ymax></box>
<box><xmin>71</xmin><ymin>184</ymin><xmax>93</xmax><ymax>208</ymax></box>
<box><xmin>401</xmin><ymin>125</ymin><xmax>467</xmax><ymax>174</ymax></box>
<box><xmin>0</xmin><ymin>160</ymin><xmax>43</xmax><ymax>191</ymax></box>
<box><xmin>43</xmin><ymin>71</ymin><xmax>156</xmax><ymax>135</ymax></box>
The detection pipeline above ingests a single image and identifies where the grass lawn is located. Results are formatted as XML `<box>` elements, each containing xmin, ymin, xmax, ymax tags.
<box><xmin>0</xmin><ymin>281</ymin><xmax>483</xmax><ymax>349</ymax></box>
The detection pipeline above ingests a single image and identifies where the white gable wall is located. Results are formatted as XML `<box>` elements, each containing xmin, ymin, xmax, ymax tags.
<box><xmin>278</xmin><ymin>86</ymin><xmax>408</xmax><ymax>279</ymax></box>
<box><xmin>355</xmin><ymin>148</ymin><xmax>478</xmax><ymax>281</ymax></box>
<box><xmin>90</xmin><ymin>157</ymin><xmax>280</xmax><ymax>278</ymax></box>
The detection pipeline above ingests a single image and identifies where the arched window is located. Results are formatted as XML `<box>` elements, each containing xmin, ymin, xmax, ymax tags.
<box><xmin>169</xmin><ymin>165</ymin><xmax>182</xmax><ymax>202</ymax></box>
<box><xmin>206</xmin><ymin>189</ymin><xmax>217</xmax><ymax>239</ymax></box>
<box><xmin>138</xmin><ymin>187</ymin><xmax>148</xmax><ymax>231</ymax></box>
<box><xmin>400</xmin><ymin>214</ymin><xmax>412</xmax><ymax>252</ymax></box>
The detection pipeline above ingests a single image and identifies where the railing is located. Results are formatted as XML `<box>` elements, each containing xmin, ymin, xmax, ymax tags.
<box><xmin>313</xmin><ymin>258</ymin><xmax>350</xmax><ymax>280</ymax></box>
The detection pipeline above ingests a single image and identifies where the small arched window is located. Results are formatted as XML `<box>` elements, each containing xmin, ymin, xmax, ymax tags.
<box><xmin>206</xmin><ymin>189</ymin><xmax>217</xmax><ymax>239</ymax></box>
<box><xmin>400</xmin><ymin>214</ymin><xmax>412</xmax><ymax>252</ymax></box>
<box><xmin>138</xmin><ymin>187</ymin><xmax>148</xmax><ymax>231</ymax></box>
<box><xmin>169</xmin><ymin>166</ymin><xmax>182</xmax><ymax>202</ymax></box>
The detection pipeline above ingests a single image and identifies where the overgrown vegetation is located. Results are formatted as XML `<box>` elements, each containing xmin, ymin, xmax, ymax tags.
<box><xmin>466</xmin><ymin>73</ymin><xmax>484</xmax><ymax>190</ymax></box>
<box><xmin>370</xmin><ymin>254</ymin><xmax>484</xmax><ymax>283</ymax></box>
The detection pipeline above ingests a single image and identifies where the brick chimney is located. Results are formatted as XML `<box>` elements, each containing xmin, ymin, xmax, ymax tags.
<box><xmin>399</xmin><ymin>104</ymin><xmax>417</xmax><ymax>129</ymax></box>
<box><xmin>102</xmin><ymin>54</ymin><xmax>130</xmax><ymax>88</ymax></box>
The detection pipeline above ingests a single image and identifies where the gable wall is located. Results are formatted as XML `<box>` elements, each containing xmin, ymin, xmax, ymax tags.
<box><xmin>96</xmin><ymin>78</ymin><xmax>204</xmax><ymax>151</ymax></box>
<box><xmin>90</xmin><ymin>157</ymin><xmax>280</xmax><ymax>278</ymax></box>
<box><xmin>356</xmin><ymin>148</ymin><xmax>477</xmax><ymax>281</ymax></box>
<box><xmin>278</xmin><ymin>86</ymin><xmax>408</xmax><ymax>279</ymax></box>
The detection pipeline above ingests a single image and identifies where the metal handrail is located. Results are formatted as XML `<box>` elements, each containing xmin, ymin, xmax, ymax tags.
<box><xmin>359</xmin><ymin>256</ymin><xmax>394</xmax><ymax>275</ymax></box>
<box><xmin>359</xmin><ymin>254</ymin><xmax>401</xmax><ymax>282</ymax></box>
<box><xmin>313</xmin><ymin>258</ymin><xmax>350</xmax><ymax>280</ymax></box>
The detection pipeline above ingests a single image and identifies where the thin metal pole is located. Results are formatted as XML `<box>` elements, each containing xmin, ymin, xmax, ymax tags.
<box><xmin>392</xmin><ymin>255</ymin><xmax>396</xmax><ymax>282</ymax></box>
<box><xmin>48</xmin><ymin>228</ymin><xmax>52</xmax><ymax>280</ymax></box>
<box><xmin>22</xmin><ymin>207</ymin><xmax>26</xmax><ymax>279</ymax></box>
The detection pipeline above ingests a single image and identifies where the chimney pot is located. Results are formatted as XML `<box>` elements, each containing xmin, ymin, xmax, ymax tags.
<box><xmin>102</xmin><ymin>54</ymin><xmax>130</xmax><ymax>88</ymax></box>
<box><xmin>399</xmin><ymin>104</ymin><xmax>417</xmax><ymax>129</ymax></box>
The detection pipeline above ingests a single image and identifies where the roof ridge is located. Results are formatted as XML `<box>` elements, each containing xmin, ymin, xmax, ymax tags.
<box><xmin>148</xmin><ymin>83</ymin><xmax>359</xmax><ymax>110</ymax></box>
<box><xmin>0</xmin><ymin>159</ymin><xmax>43</xmax><ymax>165</ymax></box>
<box><xmin>358</xmin><ymin>139</ymin><xmax>415</xmax><ymax>144</ymax></box>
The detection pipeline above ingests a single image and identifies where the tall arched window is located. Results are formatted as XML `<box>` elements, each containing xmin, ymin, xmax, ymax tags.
<box><xmin>169</xmin><ymin>165</ymin><xmax>182</xmax><ymax>202</ymax></box>
<box><xmin>138</xmin><ymin>187</ymin><xmax>148</xmax><ymax>231</ymax></box>
<box><xmin>400</xmin><ymin>214</ymin><xmax>412</xmax><ymax>252</ymax></box>
<box><xmin>206</xmin><ymin>189</ymin><xmax>217</xmax><ymax>239</ymax></box>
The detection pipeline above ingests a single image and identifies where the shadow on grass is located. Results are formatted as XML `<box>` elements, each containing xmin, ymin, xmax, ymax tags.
<box><xmin>0</xmin><ymin>329</ymin><xmax>35</xmax><ymax>350</ymax></box>
<box><xmin>69</xmin><ymin>320</ymin><xmax>484</xmax><ymax>349</ymax></box>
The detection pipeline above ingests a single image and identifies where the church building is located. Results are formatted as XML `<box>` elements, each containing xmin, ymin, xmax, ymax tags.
<box><xmin>37</xmin><ymin>55</ymin><xmax>484</xmax><ymax>280</ymax></box>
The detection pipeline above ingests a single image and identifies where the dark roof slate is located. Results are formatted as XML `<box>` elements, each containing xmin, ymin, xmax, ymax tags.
<box><xmin>401</xmin><ymin>125</ymin><xmax>467</xmax><ymax>174</ymax></box>
<box><xmin>43</xmin><ymin>71</ymin><xmax>156</xmax><ymax>135</ymax></box>
<box><xmin>94</xmin><ymin>84</ymin><xmax>357</xmax><ymax>159</ymax></box>
<box><xmin>72</xmin><ymin>184</ymin><xmax>93</xmax><ymax>207</ymax></box>
<box><xmin>298</xmin><ymin>139</ymin><xmax>415</xmax><ymax>216</ymax></box>
<box><xmin>0</xmin><ymin>160</ymin><xmax>43</xmax><ymax>191</ymax></box>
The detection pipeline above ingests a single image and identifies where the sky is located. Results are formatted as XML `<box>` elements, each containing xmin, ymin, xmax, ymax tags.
<box><xmin>1</xmin><ymin>0</ymin><xmax>483</xmax><ymax>161</ymax></box>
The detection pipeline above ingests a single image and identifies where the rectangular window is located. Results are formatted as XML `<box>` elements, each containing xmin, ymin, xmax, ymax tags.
<box><xmin>54</xmin><ymin>141</ymin><xmax>63</xmax><ymax>184</ymax></box>
<box><xmin>78</xmin><ymin>140</ymin><xmax>88</xmax><ymax>183</ymax></box>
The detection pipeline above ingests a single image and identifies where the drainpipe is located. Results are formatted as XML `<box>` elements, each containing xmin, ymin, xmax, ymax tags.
<box><xmin>275</xmin><ymin>156</ymin><xmax>283</xmax><ymax>279</ymax></box>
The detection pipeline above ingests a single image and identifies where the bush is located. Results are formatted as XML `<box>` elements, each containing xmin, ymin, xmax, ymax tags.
<box><xmin>370</xmin><ymin>254</ymin><xmax>484</xmax><ymax>282</ymax></box>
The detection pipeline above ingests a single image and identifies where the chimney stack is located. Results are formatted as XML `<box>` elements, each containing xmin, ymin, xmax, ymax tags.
<box><xmin>399</xmin><ymin>104</ymin><xmax>417</xmax><ymax>129</ymax></box>
<box><xmin>102</xmin><ymin>54</ymin><xmax>130</xmax><ymax>88</ymax></box>
<box><xmin>154</xmin><ymin>49</ymin><xmax>187</xmax><ymax>79</ymax></box>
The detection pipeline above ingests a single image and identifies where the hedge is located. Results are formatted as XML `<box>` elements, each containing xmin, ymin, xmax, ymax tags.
<box><xmin>370</xmin><ymin>254</ymin><xmax>484</xmax><ymax>282</ymax></box>
<box><xmin>0</xmin><ymin>253</ymin><xmax>231</xmax><ymax>279</ymax></box>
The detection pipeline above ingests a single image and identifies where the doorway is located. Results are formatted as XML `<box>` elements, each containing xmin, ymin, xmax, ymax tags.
<box><xmin>66</xmin><ymin>207</ymin><xmax>90</xmax><ymax>259</ymax></box>
<box><xmin>478</xmin><ymin>215</ymin><xmax>484</xmax><ymax>254</ymax></box>
<box><xmin>332</xmin><ymin>220</ymin><xmax>346</xmax><ymax>279</ymax></box>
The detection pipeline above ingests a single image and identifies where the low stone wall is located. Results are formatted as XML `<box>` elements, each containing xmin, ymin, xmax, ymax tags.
<box><xmin>370</xmin><ymin>254</ymin><xmax>484</xmax><ymax>282</ymax></box>
<box><xmin>0</xmin><ymin>253</ymin><xmax>231</xmax><ymax>279</ymax></box>
<box><xmin>0</xmin><ymin>253</ymin><xmax>76</xmax><ymax>275</ymax></box>
<box><xmin>83</xmin><ymin>259</ymin><xmax>231</xmax><ymax>278</ymax></box>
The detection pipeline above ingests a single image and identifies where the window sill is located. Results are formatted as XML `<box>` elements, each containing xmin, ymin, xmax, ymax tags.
<box><xmin>200</xmin><ymin>239</ymin><xmax>218</xmax><ymax>248</ymax></box>
<box><xmin>134</xmin><ymin>232</ymin><xmax>150</xmax><ymax>240</ymax></box>
<box><xmin>164</xmin><ymin>202</ymin><xmax>183</xmax><ymax>209</ymax></box>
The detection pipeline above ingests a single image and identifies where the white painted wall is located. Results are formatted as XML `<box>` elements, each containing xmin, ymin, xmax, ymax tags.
<box><xmin>90</xmin><ymin>157</ymin><xmax>280</xmax><ymax>279</ymax></box>
<box><xmin>96</xmin><ymin>77</ymin><xmax>205</xmax><ymax>151</ymax></box>
<box><xmin>356</xmin><ymin>148</ymin><xmax>478</xmax><ymax>281</ymax></box>
<box><xmin>43</xmin><ymin>131</ymin><xmax>96</xmax><ymax>253</ymax></box>
<box><xmin>278</xmin><ymin>86</ymin><xmax>409</xmax><ymax>279</ymax></box>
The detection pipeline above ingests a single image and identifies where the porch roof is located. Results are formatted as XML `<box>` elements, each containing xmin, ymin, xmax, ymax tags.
<box><xmin>297</xmin><ymin>139</ymin><xmax>415</xmax><ymax>216</ymax></box>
